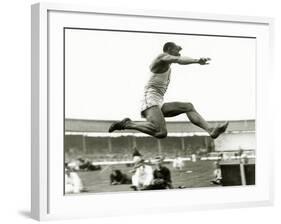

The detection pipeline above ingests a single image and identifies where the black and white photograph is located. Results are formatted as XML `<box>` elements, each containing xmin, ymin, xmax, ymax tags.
<box><xmin>1</xmin><ymin>0</ymin><xmax>280</xmax><ymax>222</ymax></box>
<box><xmin>26</xmin><ymin>1</ymin><xmax>277</xmax><ymax>222</ymax></box>
<box><xmin>64</xmin><ymin>28</ymin><xmax>256</xmax><ymax>194</ymax></box>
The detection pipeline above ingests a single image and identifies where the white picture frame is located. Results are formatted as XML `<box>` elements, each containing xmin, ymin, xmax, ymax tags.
<box><xmin>31</xmin><ymin>2</ymin><xmax>274</xmax><ymax>221</ymax></box>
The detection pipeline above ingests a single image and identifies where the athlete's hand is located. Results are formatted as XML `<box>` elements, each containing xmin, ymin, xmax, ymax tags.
<box><xmin>198</xmin><ymin>57</ymin><xmax>211</xmax><ymax>65</ymax></box>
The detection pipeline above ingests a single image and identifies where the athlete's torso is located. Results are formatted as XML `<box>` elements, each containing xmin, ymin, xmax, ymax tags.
<box><xmin>150</xmin><ymin>53</ymin><xmax>171</xmax><ymax>73</ymax></box>
<box><xmin>145</xmin><ymin>54</ymin><xmax>172</xmax><ymax>96</ymax></box>
<box><xmin>145</xmin><ymin>68</ymin><xmax>171</xmax><ymax>96</ymax></box>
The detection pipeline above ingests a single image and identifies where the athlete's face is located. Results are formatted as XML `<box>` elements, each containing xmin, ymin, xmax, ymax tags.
<box><xmin>169</xmin><ymin>44</ymin><xmax>182</xmax><ymax>56</ymax></box>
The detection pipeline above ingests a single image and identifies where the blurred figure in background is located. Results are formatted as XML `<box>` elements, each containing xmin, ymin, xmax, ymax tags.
<box><xmin>65</xmin><ymin>168</ymin><xmax>85</xmax><ymax>193</ymax></box>
<box><xmin>173</xmin><ymin>155</ymin><xmax>184</xmax><ymax>170</ymax></box>
<box><xmin>110</xmin><ymin>168</ymin><xmax>132</xmax><ymax>185</ymax></box>
<box><xmin>77</xmin><ymin>158</ymin><xmax>101</xmax><ymax>171</ymax></box>
<box><xmin>211</xmin><ymin>161</ymin><xmax>222</xmax><ymax>185</ymax></box>
<box><xmin>150</xmin><ymin>156</ymin><xmax>173</xmax><ymax>189</ymax></box>
<box><xmin>131</xmin><ymin>159</ymin><xmax>153</xmax><ymax>190</ymax></box>
<box><xmin>132</xmin><ymin>147</ymin><xmax>143</xmax><ymax>163</ymax></box>
<box><xmin>191</xmin><ymin>153</ymin><xmax>197</xmax><ymax>162</ymax></box>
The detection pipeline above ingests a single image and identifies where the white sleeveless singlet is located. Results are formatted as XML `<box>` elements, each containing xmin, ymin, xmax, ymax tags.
<box><xmin>144</xmin><ymin>67</ymin><xmax>171</xmax><ymax>96</ymax></box>
<box><xmin>140</xmin><ymin>68</ymin><xmax>171</xmax><ymax>116</ymax></box>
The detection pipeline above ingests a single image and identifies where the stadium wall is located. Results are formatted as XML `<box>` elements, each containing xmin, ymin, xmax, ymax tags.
<box><xmin>64</xmin><ymin>135</ymin><xmax>214</xmax><ymax>161</ymax></box>
<box><xmin>64</xmin><ymin>119</ymin><xmax>255</xmax><ymax>161</ymax></box>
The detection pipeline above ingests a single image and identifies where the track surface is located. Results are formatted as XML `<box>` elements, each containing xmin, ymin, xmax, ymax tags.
<box><xmin>71</xmin><ymin>160</ymin><xmax>221</xmax><ymax>194</ymax></box>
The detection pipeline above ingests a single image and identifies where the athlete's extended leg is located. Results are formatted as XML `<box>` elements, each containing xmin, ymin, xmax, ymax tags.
<box><xmin>161</xmin><ymin>102</ymin><xmax>228</xmax><ymax>138</ymax></box>
<box><xmin>108</xmin><ymin>106</ymin><xmax>167</xmax><ymax>139</ymax></box>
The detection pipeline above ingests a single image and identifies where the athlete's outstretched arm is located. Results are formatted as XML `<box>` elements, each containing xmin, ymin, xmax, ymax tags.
<box><xmin>161</xmin><ymin>55</ymin><xmax>211</xmax><ymax>65</ymax></box>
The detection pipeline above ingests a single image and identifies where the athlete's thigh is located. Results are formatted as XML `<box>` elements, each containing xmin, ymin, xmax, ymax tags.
<box><xmin>161</xmin><ymin>102</ymin><xmax>193</xmax><ymax>117</ymax></box>
<box><xmin>143</xmin><ymin>105</ymin><xmax>166</xmax><ymax>129</ymax></box>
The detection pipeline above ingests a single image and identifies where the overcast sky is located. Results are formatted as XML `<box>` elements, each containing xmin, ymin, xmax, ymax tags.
<box><xmin>65</xmin><ymin>29</ymin><xmax>256</xmax><ymax>121</ymax></box>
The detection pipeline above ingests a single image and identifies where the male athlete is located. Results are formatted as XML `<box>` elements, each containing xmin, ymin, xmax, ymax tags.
<box><xmin>109</xmin><ymin>42</ymin><xmax>228</xmax><ymax>139</ymax></box>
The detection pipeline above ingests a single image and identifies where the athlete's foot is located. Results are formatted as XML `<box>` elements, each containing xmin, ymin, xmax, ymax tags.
<box><xmin>210</xmin><ymin>121</ymin><xmax>229</xmax><ymax>139</ymax></box>
<box><xmin>108</xmin><ymin>118</ymin><xmax>131</xmax><ymax>133</ymax></box>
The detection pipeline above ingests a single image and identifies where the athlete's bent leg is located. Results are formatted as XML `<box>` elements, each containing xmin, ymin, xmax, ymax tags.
<box><xmin>162</xmin><ymin>102</ymin><xmax>211</xmax><ymax>131</ymax></box>
<box><xmin>161</xmin><ymin>102</ymin><xmax>228</xmax><ymax>138</ymax></box>
<box><xmin>108</xmin><ymin>106</ymin><xmax>167</xmax><ymax>139</ymax></box>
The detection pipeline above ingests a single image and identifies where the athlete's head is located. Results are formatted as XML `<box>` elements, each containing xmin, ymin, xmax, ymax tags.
<box><xmin>163</xmin><ymin>42</ymin><xmax>182</xmax><ymax>56</ymax></box>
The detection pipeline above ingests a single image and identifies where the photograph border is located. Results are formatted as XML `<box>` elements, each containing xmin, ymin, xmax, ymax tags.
<box><xmin>31</xmin><ymin>2</ymin><xmax>274</xmax><ymax>221</ymax></box>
